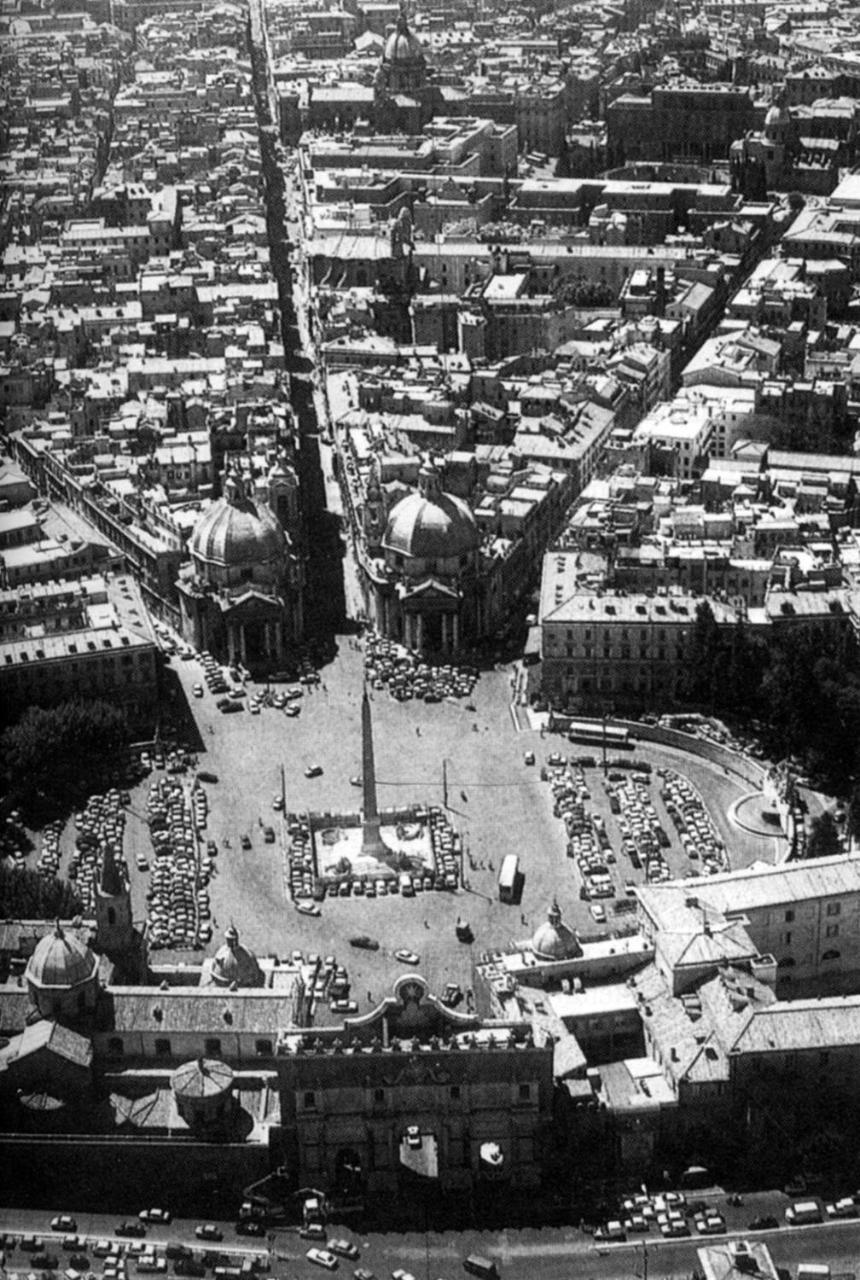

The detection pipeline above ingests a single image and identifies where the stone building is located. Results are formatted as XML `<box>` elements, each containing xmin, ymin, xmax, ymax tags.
<box><xmin>277</xmin><ymin>973</ymin><xmax>553</xmax><ymax>1200</ymax></box>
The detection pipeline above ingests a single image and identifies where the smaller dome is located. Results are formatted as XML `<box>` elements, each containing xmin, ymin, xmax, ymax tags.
<box><xmin>189</xmin><ymin>470</ymin><xmax>287</xmax><ymax>572</ymax></box>
<box><xmin>27</xmin><ymin>923</ymin><xmax>98</xmax><ymax>990</ymax></box>
<box><xmin>531</xmin><ymin>900</ymin><xmax>580</xmax><ymax>962</ymax></box>
<box><xmin>210</xmin><ymin>926</ymin><xmax>263</xmax><ymax>988</ymax></box>
<box><xmin>172</xmin><ymin>1056</ymin><xmax>233</xmax><ymax>1100</ymax></box>
<box><xmin>764</xmin><ymin>102</ymin><xmax>790</xmax><ymax>137</ymax></box>
<box><xmin>382</xmin><ymin>465</ymin><xmax>478</xmax><ymax>562</ymax></box>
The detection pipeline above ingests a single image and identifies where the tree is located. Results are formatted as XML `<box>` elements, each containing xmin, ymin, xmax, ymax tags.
<box><xmin>806</xmin><ymin>811</ymin><xmax>842</xmax><ymax>860</ymax></box>
<box><xmin>1</xmin><ymin>698</ymin><xmax>131</xmax><ymax>816</ymax></box>
<box><xmin>681</xmin><ymin>601</ymin><xmax>724</xmax><ymax>710</ymax></box>
<box><xmin>0</xmin><ymin>863</ymin><xmax>82</xmax><ymax>919</ymax></box>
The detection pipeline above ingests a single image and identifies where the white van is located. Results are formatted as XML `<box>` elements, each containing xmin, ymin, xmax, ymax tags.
<box><xmin>399</xmin><ymin>872</ymin><xmax>414</xmax><ymax>897</ymax></box>
<box><xmin>785</xmin><ymin>1200</ymin><xmax>822</xmax><ymax>1225</ymax></box>
<box><xmin>796</xmin><ymin>1267</ymin><xmax>830</xmax><ymax>1280</ymax></box>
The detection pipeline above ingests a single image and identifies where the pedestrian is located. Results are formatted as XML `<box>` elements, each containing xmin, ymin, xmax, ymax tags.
<box><xmin>461</xmin><ymin>790</ymin><xmax>468</xmax><ymax>802</ymax></box>
<box><xmin>367</xmin><ymin>991</ymin><xmax>372</xmax><ymax>1003</ymax></box>
<box><xmin>424</xmin><ymin>919</ymin><xmax>429</xmax><ymax>929</ymax></box>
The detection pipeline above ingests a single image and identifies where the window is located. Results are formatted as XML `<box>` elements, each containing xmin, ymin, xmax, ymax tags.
<box><xmin>255</xmin><ymin>1038</ymin><xmax>273</xmax><ymax>1056</ymax></box>
<box><xmin>826</xmin><ymin>903</ymin><xmax>841</xmax><ymax>917</ymax></box>
<box><xmin>784</xmin><ymin>910</ymin><xmax>794</xmax><ymax>923</ymax></box>
<box><xmin>205</xmin><ymin>1038</ymin><xmax>221</xmax><ymax>1056</ymax></box>
<box><xmin>783</xmin><ymin>931</ymin><xmax>792</xmax><ymax>945</ymax></box>
<box><xmin>450</xmin><ymin>1085</ymin><xmax>461</xmax><ymax>1100</ymax></box>
<box><xmin>303</xmin><ymin>1091</ymin><xmax>317</xmax><ymax>1109</ymax></box>
<box><xmin>825</xmin><ymin>923</ymin><xmax>839</xmax><ymax>938</ymax></box>
<box><xmin>155</xmin><ymin>1038</ymin><xmax>171</xmax><ymax>1056</ymax></box>
<box><xmin>778</xmin><ymin>957</ymin><xmax>795</xmax><ymax>968</ymax></box>
<box><xmin>821</xmin><ymin>949</ymin><xmax>840</xmax><ymax>962</ymax></box>
<box><xmin>373</xmin><ymin>1088</ymin><xmax>385</xmax><ymax>1104</ymax></box>
<box><xmin>107</xmin><ymin>1037</ymin><xmax>124</xmax><ymax>1056</ymax></box>
<box><xmin>518</xmin><ymin>1083</ymin><xmax>531</xmax><ymax>1101</ymax></box>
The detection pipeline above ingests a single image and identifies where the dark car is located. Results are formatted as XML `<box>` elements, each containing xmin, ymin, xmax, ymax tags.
<box><xmin>32</xmin><ymin>1256</ymin><xmax>59</xmax><ymax>1270</ymax></box>
<box><xmin>197</xmin><ymin>771</ymin><xmax>218</xmax><ymax>784</ymax></box>
<box><xmin>349</xmin><ymin>935</ymin><xmax>380</xmax><ymax>951</ymax></box>
<box><xmin>69</xmin><ymin>1256</ymin><xmax>90</xmax><ymax>1270</ymax></box>
<box><xmin>748</xmin><ymin>1216</ymin><xmax>779</xmax><ymax>1231</ymax></box>
<box><xmin>165</xmin><ymin>1246</ymin><xmax>192</xmax><ymax>1262</ymax></box>
<box><xmin>175</xmin><ymin>1261</ymin><xmax>206</xmax><ymax>1277</ymax></box>
<box><xmin>116</xmin><ymin>1221</ymin><xmax>146</xmax><ymax>1238</ymax></box>
<box><xmin>235</xmin><ymin>1222</ymin><xmax>266</xmax><ymax>1237</ymax></box>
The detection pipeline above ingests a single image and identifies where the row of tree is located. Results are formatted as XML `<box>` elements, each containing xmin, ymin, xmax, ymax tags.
<box><xmin>682</xmin><ymin>602</ymin><xmax>860</xmax><ymax>802</ymax></box>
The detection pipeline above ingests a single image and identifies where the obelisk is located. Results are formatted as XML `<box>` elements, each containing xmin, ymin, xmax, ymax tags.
<box><xmin>361</xmin><ymin>687</ymin><xmax>387</xmax><ymax>858</ymax></box>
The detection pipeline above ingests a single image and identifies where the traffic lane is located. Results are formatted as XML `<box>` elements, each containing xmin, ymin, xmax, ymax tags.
<box><xmin>4</xmin><ymin>1209</ymin><xmax>860</xmax><ymax>1280</ymax></box>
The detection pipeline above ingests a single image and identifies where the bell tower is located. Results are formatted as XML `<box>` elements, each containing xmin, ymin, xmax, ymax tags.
<box><xmin>95</xmin><ymin>844</ymin><xmax>133</xmax><ymax>956</ymax></box>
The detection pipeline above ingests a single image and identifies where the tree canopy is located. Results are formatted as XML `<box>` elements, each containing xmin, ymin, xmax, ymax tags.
<box><xmin>680</xmin><ymin>603</ymin><xmax>860</xmax><ymax>794</ymax></box>
<box><xmin>0</xmin><ymin>863</ymin><xmax>83</xmax><ymax>919</ymax></box>
<box><xmin>1</xmin><ymin>699</ymin><xmax>131</xmax><ymax>817</ymax></box>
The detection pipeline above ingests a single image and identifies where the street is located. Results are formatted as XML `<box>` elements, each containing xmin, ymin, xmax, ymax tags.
<box><xmin>1</xmin><ymin>1204</ymin><xmax>858</xmax><ymax>1280</ymax></box>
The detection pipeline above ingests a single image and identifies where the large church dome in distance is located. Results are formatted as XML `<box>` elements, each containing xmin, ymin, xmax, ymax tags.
<box><xmin>190</xmin><ymin>471</ymin><xmax>287</xmax><ymax>577</ymax></box>
<box><xmin>383</xmin><ymin>4</ymin><xmax>425</xmax><ymax>68</ymax></box>
<box><xmin>383</xmin><ymin>462</ymin><xmax>478</xmax><ymax>563</ymax></box>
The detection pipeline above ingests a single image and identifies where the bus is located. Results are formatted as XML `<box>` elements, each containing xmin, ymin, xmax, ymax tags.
<box><xmin>498</xmin><ymin>854</ymin><xmax>519</xmax><ymax>903</ymax></box>
<box><xmin>567</xmin><ymin>719</ymin><xmax>632</xmax><ymax>749</ymax></box>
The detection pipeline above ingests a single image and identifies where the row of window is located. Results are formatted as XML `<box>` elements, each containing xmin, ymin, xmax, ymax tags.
<box><xmin>783</xmin><ymin>902</ymin><xmax>843</xmax><ymax>922</ymax></box>
<box><xmin>779</xmin><ymin>949</ymin><xmax>841</xmax><ymax>967</ymax></box>
<box><xmin>105</xmin><ymin>1036</ymin><xmax>274</xmax><ymax>1057</ymax></box>
<box><xmin>783</xmin><ymin>923</ymin><xmax>841</xmax><ymax>943</ymax></box>
<box><xmin>301</xmin><ymin>1082</ymin><xmax>533</xmax><ymax>1109</ymax></box>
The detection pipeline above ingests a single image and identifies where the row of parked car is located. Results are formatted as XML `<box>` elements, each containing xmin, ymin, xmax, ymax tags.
<box><xmin>146</xmin><ymin>778</ymin><xmax>209</xmax><ymax>950</ymax></box>
<box><xmin>364</xmin><ymin>631</ymin><xmax>478</xmax><ymax>705</ymax></box>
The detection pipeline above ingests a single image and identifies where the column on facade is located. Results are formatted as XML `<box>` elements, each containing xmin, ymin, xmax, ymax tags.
<box><xmin>416</xmin><ymin>613</ymin><xmax>424</xmax><ymax>653</ymax></box>
<box><xmin>441</xmin><ymin>613</ymin><xmax>449</xmax><ymax>653</ymax></box>
<box><xmin>239</xmin><ymin>625</ymin><xmax>247</xmax><ymax>664</ymax></box>
<box><xmin>452</xmin><ymin>613</ymin><xmax>460</xmax><ymax>652</ymax></box>
<box><xmin>227</xmin><ymin>624</ymin><xmax>236</xmax><ymax>665</ymax></box>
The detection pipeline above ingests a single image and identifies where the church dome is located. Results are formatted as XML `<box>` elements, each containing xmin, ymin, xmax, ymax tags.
<box><xmin>383</xmin><ymin>11</ymin><xmax>425</xmax><ymax>66</ymax></box>
<box><xmin>190</xmin><ymin>472</ymin><xmax>287</xmax><ymax>572</ymax></box>
<box><xmin>210</xmin><ymin>926</ymin><xmax>264</xmax><ymax>988</ymax></box>
<box><xmin>383</xmin><ymin>463</ymin><xmax>478</xmax><ymax>562</ymax></box>
<box><xmin>27</xmin><ymin>923</ymin><xmax>98</xmax><ymax>990</ymax></box>
<box><xmin>764</xmin><ymin>102</ymin><xmax>790</xmax><ymax>138</ymax></box>
<box><xmin>172</xmin><ymin>1055</ymin><xmax>233</xmax><ymax>1100</ymax></box>
<box><xmin>531</xmin><ymin>900</ymin><xmax>580</xmax><ymax>962</ymax></box>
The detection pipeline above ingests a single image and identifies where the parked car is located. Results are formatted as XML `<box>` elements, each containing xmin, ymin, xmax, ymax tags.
<box><xmin>747</xmin><ymin>1216</ymin><xmax>778</xmax><ymax>1231</ymax></box>
<box><xmin>116</xmin><ymin>1222</ymin><xmax>147</xmax><ymax>1238</ymax></box>
<box><xmin>394</xmin><ymin>949</ymin><xmax>420</xmax><ymax>965</ymax></box>
<box><xmin>138</xmin><ymin>1210</ymin><xmax>171</xmax><ymax>1224</ymax></box>
<box><xmin>328</xmin><ymin>1241</ymin><xmax>359</xmax><ymax>1260</ymax></box>
<box><xmin>235</xmin><ymin>1222</ymin><xmax>265</xmax><ymax>1237</ymax></box>
<box><xmin>350</xmin><ymin>935</ymin><xmax>379</xmax><ymax>950</ymax></box>
<box><xmin>51</xmin><ymin>1217</ymin><xmax>77</xmax><ymax>1233</ymax></box>
<box><xmin>195</xmin><ymin>1226</ymin><xmax>223</xmax><ymax>1242</ymax></box>
<box><xmin>296</xmin><ymin>901</ymin><xmax>321</xmax><ymax>917</ymax></box>
<box><xmin>405</xmin><ymin>1125</ymin><xmax>421</xmax><ymax>1149</ymax></box>
<box><xmin>306</xmin><ymin>1249</ymin><xmax>338</xmax><ymax>1271</ymax></box>
<box><xmin>197</xmin><ymin>771</ymin><xmax>218</xmax><ymax>784</ymax></box>
<box><xmin>305</xmin><ymin>764</ymin><xmax>323</xmax><ymax>778</ymax></box>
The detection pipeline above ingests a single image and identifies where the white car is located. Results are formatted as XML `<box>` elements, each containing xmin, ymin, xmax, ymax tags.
<box><xmin>305</xmin><ymin>764</ymin><xmax>323</xmax><ymax>778</ymax></box>
<box><xmin>328</xmin><ymin>1240</ymin><xmax>359</xmax><ymax>1260</ymax></box>
<box><xmin>590</xmin><ymin>902</ymin><xmax>607</xmax><ymax>924</ymax></box>
<box><xmin>296</xmin><ymin>901</ymin><xmax>321</xmax><ymax>917</ymax></box>
<box><xmin>192</xmin><ymin>684</ymin><xmax>203</xmax><ymax>698</ymax></box>
<box><xmin>138</xmin><ymin>1209</ymin><xmax>171</xmax><ymax>1224</ymax></box>
<box><xmin>405</xmin><ymin>1125</ymin><xmax>421</xmax><ymax>1149</ymax></box>
<box><xmin>394</xmin><ymin>949</ymin><xmax>420</xmax><ymax>965</ymax></box>
<box><xmin>306</xmin><ymin>1249</ymin><xmax>339</xmax><ymax>1270</ymax></box>
<box><xmin>826</xmin><ymin>1198</ymin><xmax>858</xmax><ymax>1219</ymax></box>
